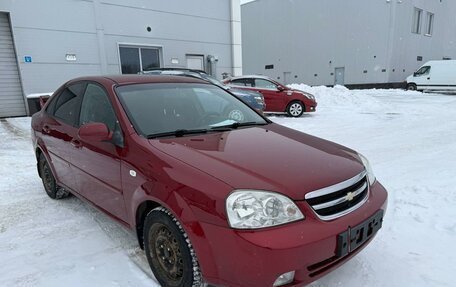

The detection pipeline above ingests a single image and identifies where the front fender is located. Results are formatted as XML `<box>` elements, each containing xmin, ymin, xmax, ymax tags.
<box><xmin>127</xmin><ymin>180</ymin><xmax>226</xmax><ymax>282</ymax></box>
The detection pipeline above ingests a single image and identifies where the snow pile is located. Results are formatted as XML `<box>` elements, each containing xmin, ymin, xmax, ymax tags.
<box><xmin>288</xmin><ymin>84</ymin><xmax>396</xmax><ymax>112</ymax></box>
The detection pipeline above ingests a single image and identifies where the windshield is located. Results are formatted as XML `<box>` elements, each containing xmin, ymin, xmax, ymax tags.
<box><xmin>116</xmin><ymin>83</ymin><xmax>267</xmax><ymax>137</ymax></box>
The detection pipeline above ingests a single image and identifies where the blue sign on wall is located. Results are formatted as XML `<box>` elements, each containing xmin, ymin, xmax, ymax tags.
<box><xmin>24</xmin><ymin>56</ymin><xmax>32</xmax><ymax>63</ymax></box>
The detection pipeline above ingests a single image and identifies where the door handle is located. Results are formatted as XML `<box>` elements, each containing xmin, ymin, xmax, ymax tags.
<box><xmin>71</xmin><ymin>139</ymin><xmax>82</xmax><ymax>149</ymax></box>
<box><xmin>427</xmin><ymin>77</ymin><xmax>431</xmax><ymax>80</ymax></box>
<box><xmin>42</xmin><ymin>125</ymin><xmax>51</xmax><ymax>134</ymax></box>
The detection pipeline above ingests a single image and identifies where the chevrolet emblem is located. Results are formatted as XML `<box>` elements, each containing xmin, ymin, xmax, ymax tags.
<box><xmin>345</xmin><ymin>192</ymin><xmax>355</xmax><ymax>201</ymax></box>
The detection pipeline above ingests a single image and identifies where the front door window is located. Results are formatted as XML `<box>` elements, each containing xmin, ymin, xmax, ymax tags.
<box><xmin>255</xmin><ymin>79</ymin><xmax>278</xmax><ymax>90</ymax></box>
<box><xmin>414</xmin><ymin>66</ymin><xmax>430</xmax><ymax>77</ymax></box>
<box><xmin>79</xmin><ymin>84</ymin><xmax>117</xmax><ymax>131</ymax></box>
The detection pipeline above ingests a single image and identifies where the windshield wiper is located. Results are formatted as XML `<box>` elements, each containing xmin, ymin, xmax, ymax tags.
<box><xmin>147</xmin><ymin>129</ymin><xmax>208</xmax><ymax>139</ymax></box>
<box><xmin>210</xmin><ymin>121</ymin><xmax>268</xmax><ymax>130</ymax></box>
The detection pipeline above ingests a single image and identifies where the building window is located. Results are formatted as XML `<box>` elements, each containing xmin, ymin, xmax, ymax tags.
<box><xmin>425</xmin><ymin>12</ymin><xmax>434</xmax><ymax>36</ymax></box>
<box><xmin>412</xmin><ymin>8</ymin><xmax>423</xmax><ymax>34</ymax></box>
<box><xmin>119</xmin><ymin>45</ymin><xmax>161</xmax><ymax>74</ymax></box>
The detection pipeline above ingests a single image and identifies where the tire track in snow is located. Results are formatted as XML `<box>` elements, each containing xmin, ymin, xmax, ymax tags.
<box><xmin>0</xmin><ymin>118</ymin><xmax>30</xmax><ymax>139</ymax></box>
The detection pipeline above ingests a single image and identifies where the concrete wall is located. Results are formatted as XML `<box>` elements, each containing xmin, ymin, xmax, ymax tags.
<box><xmin>241</xmin><ymin>0</ymin><xmax>456</xmax><ymax>86</ymax></box>
<box><xmin>0</xmin><ymin>0</ymin><xmax>241</xmax><ymax>96</ymax></box>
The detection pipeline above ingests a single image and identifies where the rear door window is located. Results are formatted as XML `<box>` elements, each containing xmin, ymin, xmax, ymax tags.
<box><xmin>53</xmin><ymin>83</ymin><xmax>86</xmax><ymax>126</ymax></box>
<box><xmin>254</xmin><ymin>79</ymin><xmax>278</xmax><ymax>90</ymax></box>
<box><xmin>231</xmin><ymin>79</ymin><xmax>254</xmax><ymax>87</ymax></box>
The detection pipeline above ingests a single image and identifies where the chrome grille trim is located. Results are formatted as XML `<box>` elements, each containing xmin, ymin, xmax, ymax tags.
<box><xmin>312</xmin><ymin>181</ymin><xmax>367</xmax><ymax>210</ymax></box>
<box><xmin>316</xmin><ymin>196</ymin><xmax>369</xmax><ymax>221</ymax></box>
<box><xmin>305</xmin><ymin>170</ymin><xmax>369</xmax><ymax>221</ymax></box>
<box><xmin>305</xmin><ymin>171</ymin><xmax>367</xmax><ymax>200</ymax></box>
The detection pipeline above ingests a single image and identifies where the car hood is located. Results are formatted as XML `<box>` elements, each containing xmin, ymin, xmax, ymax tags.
<box><xmin>291</xmin><ymin>88</ymin><xmax>315</xmax><ymax>98</ymax></box>
<box><xmin>149</xmin><ymin>123</ymin><xmax>364</xmax><ymax>200</ymax></box>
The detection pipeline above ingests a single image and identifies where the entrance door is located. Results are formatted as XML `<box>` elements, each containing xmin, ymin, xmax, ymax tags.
<box><xmin>283</xmin><ymin>72</ymin><xmax>292</xmax><ymax>85</ymax></box>
<box><xmin>0</xmin><ymin>13</ymin><xmax>26</xmax><ymax>117</ymax></box>
<box><xmin>335</xmin><ymin>67</ymin><xmax>345</xmax><ymax>86</ymax></box>
<box><xmin>186</xmin><ymin>55</ymin><xmax>205</xmax><ymax>70</ymax></box>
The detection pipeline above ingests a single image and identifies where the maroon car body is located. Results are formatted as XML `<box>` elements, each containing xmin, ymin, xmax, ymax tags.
<box><xmin>224</xmin><ymin>75</ymin><xmax>317</xmax><ymax>116</ymax></box>
<box><xmin>31</xmin><ymin>75</ymin><xmax>387</xmax><ymax>287</ymax></box>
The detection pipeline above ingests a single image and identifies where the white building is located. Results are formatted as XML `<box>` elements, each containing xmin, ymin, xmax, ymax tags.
<box><xmin>0</xmin><ymin>0</ymin><xmax>243</xmax><ymax>117</ymax></box>
<box><xmin>241</xmin><ymin>0</ymin><xmax>456</xmax><ymax>88</ymax></box>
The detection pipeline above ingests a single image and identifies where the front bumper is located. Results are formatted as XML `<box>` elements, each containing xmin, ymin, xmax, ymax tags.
<box><xmin>306</xmin><ymin>105</ymin><xmax>317</xmax><ymax>112</ymax></box>
<box><xmin>198</xmin><ymin>181</ymin><xmax>388</xmax><ymax>287</ymax></box>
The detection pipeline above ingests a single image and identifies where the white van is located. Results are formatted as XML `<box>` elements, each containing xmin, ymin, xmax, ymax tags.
<box><xmin>406</xmin><ymin>60</ymin><xmax>456</xmax><ymax>91</ymax></box>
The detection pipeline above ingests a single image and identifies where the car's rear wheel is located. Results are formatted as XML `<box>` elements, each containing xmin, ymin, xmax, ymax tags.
<box><xmin>38</xmin><ymin>153</ymin><xmax>70</xmax><ymax>199</ymax></box>
<box><xmin>144</xmin><ymin>207</ymin><xmax>202</xmax><ymax>287</ymax></box>
<box><xmin>406</xmin><ymin>83</ymin><xmax>417</xmax><ymax>91</ymax></box>
<box><xmin>286</xmin><ymin>101</ymin><xmax>305</xmax><ymax>117</ymax></box>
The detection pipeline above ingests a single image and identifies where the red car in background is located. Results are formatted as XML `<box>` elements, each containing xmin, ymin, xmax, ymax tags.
<box><xmin>224</xmin><ymin>75</ymin><xmax>317</xmax><ymax>117</ymax></box>
<box><xmin>31</xmin><ymin>75</ymin><xmax>386</xmax><ymax>287</ymax></box>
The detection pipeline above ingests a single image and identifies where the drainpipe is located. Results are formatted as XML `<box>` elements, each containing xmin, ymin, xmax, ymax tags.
<box><xmin>385</xmin><ymin>0</ymin><xmax>399</xmax><ymax>84</ymax></box>
<box><xmin>93</xmin><ymin>0</ymin><xmax>108</xmax><ymax>74</ymax></box>
<box><xmin>230</xmin><ymin>0</ymin><xmax>243</xmax><ymax>76</ymax></box>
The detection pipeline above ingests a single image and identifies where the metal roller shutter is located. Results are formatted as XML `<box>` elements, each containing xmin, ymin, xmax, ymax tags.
<box><xmin>0</xmin><ymin>13</ymin><xmax>26</xmax><ymax>118</ymax></box>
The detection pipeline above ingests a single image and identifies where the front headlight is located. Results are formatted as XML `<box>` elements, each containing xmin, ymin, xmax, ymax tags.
<box><xmin>226</xmin><ymin>190</ymin><xmax>304</xmax><ymax>229</ymax></box>
<box><xmin>358</xmin><ymin>153</ymin><xmax>376</xmax><ymax>185</ymax></box>
<box><xmin>300</xmin><ymin>92</ymin><xmax>315</xmax><ymax>101</ymax></box>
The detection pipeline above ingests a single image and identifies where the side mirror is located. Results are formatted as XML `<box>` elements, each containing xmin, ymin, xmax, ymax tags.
<box><xmin>413</xmin><ymin>72</ymin><xmax>418</xmax><ymax>77</ymax></box>
<box><xmin>277</xmin><ymin>86</ymin><xmax>285</xmax><ymax>91</ymax></box>
<box><xmin>78</xmin><ymin>122</ymin><xmax>112</xmax><ymax>142</ymax></box>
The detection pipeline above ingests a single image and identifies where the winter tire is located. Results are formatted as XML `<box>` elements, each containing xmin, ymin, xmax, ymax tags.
<box><xmin>38</xmin><ymin>153</ymin><xmax>70</xmax><ymax>199</ymax></box>
<box><xmin>286</xmin><ymin>101</ymin><xmax>305</xmax><ymax>117</ymax></box>
<box><xmin>144</xmin><ymin>207</ymin><xmax>202</xmax><ymax>287</ymax></box>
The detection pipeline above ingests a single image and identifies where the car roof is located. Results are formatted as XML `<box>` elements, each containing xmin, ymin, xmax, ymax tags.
<box><xmin>229</xmin><ymin>75</ymin><xmax>272</xmax><ymax>81</ymax></box>
<box><xmin>143</xmin><ymin>68</ymin><xmax>208</xmax><ymax>75</ymax></box>
<box><xmin>67</xmin><ymin>75</ymin><xmax>210</xmax><ymax>86</ymax></box>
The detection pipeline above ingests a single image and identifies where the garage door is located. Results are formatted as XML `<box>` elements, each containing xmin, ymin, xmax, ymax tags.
<box><xmin>0</xmin><ymin>13</ymin><xmax>26</xmax><ymax>118</ymax></box>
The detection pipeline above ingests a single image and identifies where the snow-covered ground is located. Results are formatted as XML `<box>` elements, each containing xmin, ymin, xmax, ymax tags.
<box><xmin>1</xmin><ymin>86</ymin><xmax>455</xmax><ymax>287</ymax></box>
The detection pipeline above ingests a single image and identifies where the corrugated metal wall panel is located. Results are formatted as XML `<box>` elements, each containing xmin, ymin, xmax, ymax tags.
<box><xmin>0</xmin><ymin>13</ymin><xmax>26</xmax><ymax>117</ymax></box>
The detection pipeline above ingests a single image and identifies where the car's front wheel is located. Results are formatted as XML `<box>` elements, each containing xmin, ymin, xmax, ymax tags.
<box><xmin>406</xmin><ymin>83</ymin><xmax>417</xmax><ymax>91</ymax></box>
<box><xmin>286</xmin><ymin>101</ymin><xmax>305</xmax><ymax>117</ymax></box>
<box><xmin>38</xmin><ymin>153</ymin><xmax>70</xmax><ymax>199</ymax></box>
<box><xmin>144</xmin><ymin>207</ymin><xmax>202</xmax><ymax>287</ymax></box>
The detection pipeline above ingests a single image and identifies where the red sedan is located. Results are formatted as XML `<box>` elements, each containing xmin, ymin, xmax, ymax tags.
<box><xmin>224</xmin><ymin>75</ymin><xmax>317</xmax><ymax>117</ymax></box>
<box><xmin>31</xmin><ymin>75</ymin><xmax>387</xmax><ymax>287</ymax></box>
